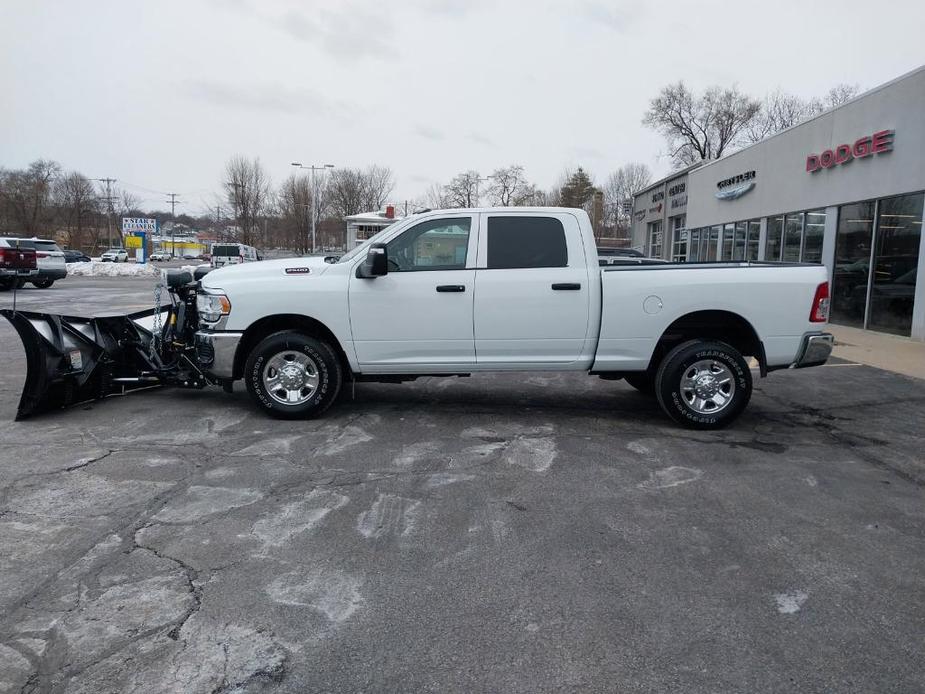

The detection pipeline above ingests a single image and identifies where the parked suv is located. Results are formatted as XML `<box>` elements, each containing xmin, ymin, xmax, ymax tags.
<box><xmin>0</xmin><ymin>237</ymin><xmax>66</xmax><ymax>288</ymax></box>
<box><xmin>101</xmin><ymin>248</ymin><xmax>129</xmax><ymax>262</ymax></box>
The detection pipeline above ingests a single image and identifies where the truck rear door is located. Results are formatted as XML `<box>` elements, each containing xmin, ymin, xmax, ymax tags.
<box><xmin>472</xmin><ymin>212</ymin><xmax>591</xmax><ymax>364</ymax></box>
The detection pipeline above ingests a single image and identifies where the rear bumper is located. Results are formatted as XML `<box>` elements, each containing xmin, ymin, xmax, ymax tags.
<box><xmin>195</xmin><ymin>330</ymin><xmax>243</xmax><ymax>379</ymax></box>
<box><xmin>0</xmin><ymin>268</ymin><xmax>38</xmax><ymax>278</ymax></box>
<box><xmin>37</xmin><ymin>268</ymin><xmax>67</xmax><ymax>280</ymax></box>
<box><xmin>793</xmin><ymin>332</ymin><xmax>834</xmax><ymax>368</ymax></box>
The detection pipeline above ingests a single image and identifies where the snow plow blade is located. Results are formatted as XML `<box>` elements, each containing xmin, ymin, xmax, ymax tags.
<box><xmin>0</xmin><ymin>308</ymin><xmax>164</xmax><ymax>420</ymax></box>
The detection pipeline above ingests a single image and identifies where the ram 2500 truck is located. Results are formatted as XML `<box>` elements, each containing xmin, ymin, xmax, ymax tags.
<box><xmin>192</xmin><ymin>207</ymin><xmax>833</xmax><ymax>429</ymax></box>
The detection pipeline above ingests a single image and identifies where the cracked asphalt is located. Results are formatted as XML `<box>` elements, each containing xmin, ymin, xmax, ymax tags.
<box><xmin>1</xmin><ymin>277</ymin><xmax>924</xmax><ymax>693</ymax></box>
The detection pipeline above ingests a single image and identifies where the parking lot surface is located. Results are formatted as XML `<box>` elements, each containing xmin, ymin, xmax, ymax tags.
<box><xmin>1</xmin><ymin>277</ymin><xmax>924</xmax><ymax>693</ymax></box>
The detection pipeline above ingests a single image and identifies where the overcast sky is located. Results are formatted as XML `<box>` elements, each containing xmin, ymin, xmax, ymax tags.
<box><xmin>2</xmin><ymin>0</ymin><xmax>923</xmax><ymax>215</ymax></box>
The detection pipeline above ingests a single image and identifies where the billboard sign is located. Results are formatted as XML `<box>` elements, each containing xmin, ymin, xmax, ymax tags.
<box><xmin>122</xmin><ymin>217</ymin><xmax>157</xmax><ymax>234</ymax></box>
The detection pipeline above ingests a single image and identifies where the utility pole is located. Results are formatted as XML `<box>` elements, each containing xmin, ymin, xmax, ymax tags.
<box><xmin>291</xmin><ymin>162</ymin><xmax>334</xmax><ymax>253</ymax></box>
<box><xmin>93</xmin><ymin>177</ymin><xmax>117</xmax><ymax>249</ymax></box>
<box><xmin>166</xmin><ymin>193</ymin><xmax>180</xmax><ymax>257</ymax></box>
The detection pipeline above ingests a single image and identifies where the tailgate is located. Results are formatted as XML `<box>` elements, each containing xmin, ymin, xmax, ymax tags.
<box><xmin>0</xmin><ymin>247</ymin><xmax>37</xmax><ymax>271</ymax></box>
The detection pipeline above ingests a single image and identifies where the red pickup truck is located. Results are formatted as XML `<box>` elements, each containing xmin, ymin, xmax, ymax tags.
<box><xmin>0</xmin><ymin>243</ymin><xmax>38</xmax><ymax>291</ymax></box>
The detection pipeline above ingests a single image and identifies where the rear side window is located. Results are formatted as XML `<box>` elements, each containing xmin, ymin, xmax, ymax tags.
<box><xmin>486</xmin><ymin>217</ymin><xmax>567</xmax><ymax>269</ymax></box>
<box><xmin>34</xmin><ymin>241</ymin><xmax>61</xmax><ymax>252</ymax></box>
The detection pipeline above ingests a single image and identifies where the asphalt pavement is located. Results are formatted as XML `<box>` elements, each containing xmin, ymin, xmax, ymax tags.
<box><xmin>0</xmin><ymin>276</ymin><xmax>923</xmax><ymax>693</ymax></box>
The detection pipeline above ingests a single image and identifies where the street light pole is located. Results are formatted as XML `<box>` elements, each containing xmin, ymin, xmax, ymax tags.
<box><xmin>291</xmin><ymin>162</ymin><xmax>334</xmax><ymax>253</ymax></box>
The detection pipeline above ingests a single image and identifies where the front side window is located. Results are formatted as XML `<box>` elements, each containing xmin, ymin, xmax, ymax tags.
<box><xmin>387</xmin><ymin>218</ymin><xmax>471</xmax><ymax>271</ymax></box>
<box><xmin>487</xmin><ymin>216</ymin><xmax>567</xmax><ymax>269</ymax></box>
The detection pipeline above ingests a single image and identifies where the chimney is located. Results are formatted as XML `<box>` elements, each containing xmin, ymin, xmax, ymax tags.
<box><xmin>385</xmin><ymin>204</ymin><xmax>395</xmax><ymax>219</ymax></box>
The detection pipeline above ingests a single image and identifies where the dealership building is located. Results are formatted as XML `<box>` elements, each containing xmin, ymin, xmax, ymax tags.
<box><xmin>631</xmin><ymin>65</ymin><xmax>925</xmax><ymax>340</ymax></box>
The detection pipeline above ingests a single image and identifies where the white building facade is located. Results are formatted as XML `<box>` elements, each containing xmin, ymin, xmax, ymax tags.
<box><xmin>632</xmin><ymin>65</ymin><xmax>925</xmax><ymax>340</ymax></box>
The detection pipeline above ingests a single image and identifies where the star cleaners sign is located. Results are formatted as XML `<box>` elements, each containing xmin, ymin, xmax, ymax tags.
<box><xmin>806</xmin><ymin>129</ymin><xmax>894</xmax><ymax>173</ymax></box>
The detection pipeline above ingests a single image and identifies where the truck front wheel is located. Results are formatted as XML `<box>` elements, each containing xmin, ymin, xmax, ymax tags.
<box><xmin>654</xmin><ymin>340</ymin><xmax>752</xmax><ymax>429</ymax></box>
<box><xmin>244</xmin><ymin>331</ymin><xmax>343</xmax><ymax>420</ymax></box>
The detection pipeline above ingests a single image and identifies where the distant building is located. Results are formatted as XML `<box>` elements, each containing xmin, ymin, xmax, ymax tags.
<box><xmin>344</xmin><ymin>205</ymin><xmax>400</xmax><ymax>248</ymax></box>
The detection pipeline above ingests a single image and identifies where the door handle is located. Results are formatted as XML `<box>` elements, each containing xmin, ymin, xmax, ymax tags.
<box><xmin>551</xmin><ymin>283</ymin><xmax>581</xmax><ymax>290</ymax></box>
<box><xmin>436</xmin><ymin>285</ymin><xmax>466</xmax><ymax>292</ymax></box>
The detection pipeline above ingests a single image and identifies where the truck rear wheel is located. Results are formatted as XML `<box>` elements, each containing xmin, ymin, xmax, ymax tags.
<box><xmin>654</xmin><ymin>340</ymin><xmax>752</xmax><ymax>429</ymax></box>
<box><xmin>244</xmin><ymin>331</ymin><xmax>343</xmax><ymax>420</ymax></box>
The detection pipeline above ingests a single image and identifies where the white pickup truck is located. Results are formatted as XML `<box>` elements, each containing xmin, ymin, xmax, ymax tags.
<box><xmin>194</xmin><ymin>207</ymin><xmax>833</xmax><ymax>429</ymax></box>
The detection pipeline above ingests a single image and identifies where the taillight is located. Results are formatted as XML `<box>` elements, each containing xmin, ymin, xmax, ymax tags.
<box><xmin>810</xmin><ymin>281</ymin><xmax>830</xmax><ymax>323</ymax></box>
<box><xmin>36</xmin><ymin>252</ymin><xmax>48</xmax><ymax>258</ymax></box>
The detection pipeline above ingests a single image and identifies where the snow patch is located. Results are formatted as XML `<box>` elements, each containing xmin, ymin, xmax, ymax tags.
<box><xmin>153</xmin><ymin>485</ymin><xmax>263</xmax><ymax>523</ymax></box>
<box><xmin>66</xmin><ymin>260</ymin><xmax>160</xmax><ymax>277</ymax></box>
<box><xmin>357</xmin><ymin>493</ymin><xmax>420</xmax><ymax>538</ymax></box>
<box><xmin>774</xmin><ymin>590</ymin><xmax>808</xmax><ymax>614</ymax></box>
<box><xmin>252</xmin><ymin>489</ymin><xmax>349</xmax><ymax>546</ymax></box>
<box><xmin>266</xmin><ymin>570</ymin><xmax>363</xmax><ymax>622</ymax></box>
<box><xmin>638</xmin><ymin>466</ymin><xmax>703</xmax><ymax>489</ymax></box>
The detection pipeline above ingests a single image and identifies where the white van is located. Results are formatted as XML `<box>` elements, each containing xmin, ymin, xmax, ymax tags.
<box><xmin>211</xmin><ymin>243</ymin><xmax>258</xmax><ymax>268</ymax></box>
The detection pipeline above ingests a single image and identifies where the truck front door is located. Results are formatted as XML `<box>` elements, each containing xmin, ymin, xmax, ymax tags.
<box><xmin>348</xmin><ymin>215</ymin><xmax>477</xmax><ymax>369</ymax></box>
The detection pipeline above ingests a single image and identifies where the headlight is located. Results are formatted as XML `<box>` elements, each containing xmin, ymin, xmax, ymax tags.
<box><xmin>197</xmin><ymin>291</ymin><xmax>231</xmax><ymax>323</ymax></box>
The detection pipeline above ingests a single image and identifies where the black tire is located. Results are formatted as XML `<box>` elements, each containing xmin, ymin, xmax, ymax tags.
<box><xmin>244</xmin><ymin>331</ymin><xmax>343</xmax><ymax>420</ymax></box>
<box><xmin>32</xmin><ymin>278</ymin><xmax>54</xmax><ymax>289</ymax></box>
<box><xmin>654</xmin><ymin>339</ymin><xmax>752</xmax><ymax>429</ymax></box>
<box><xmin>0</xmin><ymin>279</ymin><xmax>10</xmax><ymax>292</ymax></box>
<box><xmin>623</xmin><ymin>371</ymin><xmax>655</xmax><ymax>395</ymax></box>
<box><xmin>15</xmin><ymin>278</ymin><xmax>26</xmax><ymax>289</ymax></box>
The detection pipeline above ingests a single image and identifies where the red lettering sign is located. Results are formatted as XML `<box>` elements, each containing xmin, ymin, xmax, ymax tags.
<box><xmin>807</xmin><ymin>129</ymin><xmax>894</xmax><ymax>174</ymax></box>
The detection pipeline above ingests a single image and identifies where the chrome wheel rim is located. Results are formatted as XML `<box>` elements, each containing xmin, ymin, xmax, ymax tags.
<box><xmin>680</xmin><ymin>359</ymin><xmax>735</xmax><ymax>414</ymax></box>
<box><xmin>262</xmin><ymin>351</ymin><xmax>319</xmax><ymax>405</ymax></box>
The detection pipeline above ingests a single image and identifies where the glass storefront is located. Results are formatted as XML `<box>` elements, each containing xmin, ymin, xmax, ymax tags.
<box><xmin>764</xmin><ymin>210</ymin><xmax>826</xmax><ymax>264</ymax></box>
<box><xmin>868</xmin><ymin>193</ymin><xmax>923</xmax><ymax>335</ymax></box>
<box><xmin>830</xmin><ymin>202</ymin><xmax>875</xmax><ymax>328</ymax></box>
<box><xmin>830</xmin><ymin>194</ymin><xmax>922</xmax><ymax>337</ymax></box>
<box><xmin>747</xmin><ymin>220</ymin><xmax>760</xmax><ymax>260</ymax></box>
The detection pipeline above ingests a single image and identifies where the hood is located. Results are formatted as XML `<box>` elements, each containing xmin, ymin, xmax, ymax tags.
<box><xmin>201</xmin><ymin>256</ymin><xmax>334</xmax><ymax>289</ymax></box>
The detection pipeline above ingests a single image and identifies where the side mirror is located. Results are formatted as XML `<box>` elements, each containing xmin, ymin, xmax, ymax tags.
<box><xmin>356</xmin><ymin>243</ymin><xmax>389</xmax><ymax>278</ymax></box>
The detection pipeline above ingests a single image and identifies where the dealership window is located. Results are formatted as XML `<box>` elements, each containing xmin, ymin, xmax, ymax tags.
<box><xmin>766</xmin><ymin>216</ymin><xmax>784</xmax><ymax>261</ymax></box>
<box><xmin>687</xmin><ymin>228</ymin><xmax>701</xmax><ymax>262</ymax></box>
<box><xmin>765</xmin><ymin>211</ymin><xmax>825</xmax><ymax>263</ymax></box>
<box><xmin>747</xmin><ymin>220</ymin><xmax>760</xmax><ymax>260</ymax></box>
<box><xmin>831</xmin><ymin>202</ymin><xmax>875</xmax><ymax>328</ymax></box>
<box><xmin>868</xmin><ymin>193</ymin><xmax>923</xmax><ymax>336</ymax></box>
<box><xmin>486</xmin><ymin>216</ymin><xmax>567</xmax><ymax>269</ymax></box>
<box><xmin>719</xmin><ymin>220</ymin><xmax>760</xmax><ymax>261</ymax></box>
<box><xmin>783</xmin><ymin>213</ymin><xmax>804</xmax><ymax>262</ymax></box>
<box><xmin>670</xmin><ymin>215</ymin><xmax>687</xmax><ymax>262</ymax></box>
<box><xmin>802</xmin><ymin>209</ymin><xmax>826</xmax><ymax>263</ymax></box>
<box><xmin>647</xmin><ymin>220</ymin><xmax>663</xmax><ymax>259</ymax></box>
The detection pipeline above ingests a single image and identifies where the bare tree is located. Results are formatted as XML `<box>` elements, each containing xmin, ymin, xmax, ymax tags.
<box><xmin>745</xmin><ymin>83</ymin><xmax>862</xmax><ymax>144</ymax></box>
<box><xmin>486</xmin><ymin>165</ymin><xmax>540</xmax><ymax>206</ymax></box>
<box><xmin>53</xmin><ymin>172</ymin><xmax>99</xmax><ymax>249</ymax></box>
<box><xmin>223</xmin><ymin>155</ymin><xmax>271</xmax><ymax>246</ymax></box>
<box><xmin>603</xmin><ymin>163</ymin><xmax>652</xmax><ymax>236</ymax></box>
<box><xmin>277</xmin><ymin>174</ymin><xmax>313</xmax><ymax>254</ymax></box>
<box><xmin>0</xmin><ymin>159</ymin><xmax>61</xmax><ymax>235</ymax></box>
<box><xmin>327</xmin><ymin>168</ymin><xmax>367</xmax><ymax>220</ymax></box>
<box><xmin>362</xmin><ymin>165</ymin><xmax>395</xmax><ymax>211</ymax></box>
<box><xmin>643</xmin><ymin>82</ymin><xmax>761</xmax><ymax>168</ymax></box>
<box><xmin>443</xmin><ymin>170</ymin><xmax>482</xmax><ymax>208</ymax></box>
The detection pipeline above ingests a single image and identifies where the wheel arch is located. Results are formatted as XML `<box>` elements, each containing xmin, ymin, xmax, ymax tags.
<box><xmin>647</xmin><ymin>310</ymin><xmax>766</xmax><ymax>376</ymax></box>
<box><xmin>233</xmin><ymin>314</ymin><xmax>351</xmax><ymax>380</ymax></box>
